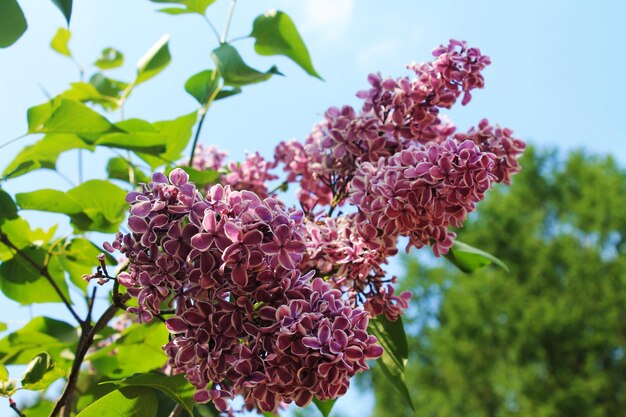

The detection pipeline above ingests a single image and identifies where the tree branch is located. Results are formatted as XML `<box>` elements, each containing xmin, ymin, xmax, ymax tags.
<box><xmin>0</xmin><ymin>232</ymin><xmax>83</xmax><ymax>324</ymax></box>
<box><xmin>50</xmin><ymin>285</ymin><xmax>130</xmax><ymax>417</ymax></box>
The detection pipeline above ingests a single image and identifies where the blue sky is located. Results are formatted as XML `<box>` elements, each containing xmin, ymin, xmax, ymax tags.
<box><xmin>1</xmin><ymin>0</ymin><xmax>625</xmax><ymax>414</ymax></box>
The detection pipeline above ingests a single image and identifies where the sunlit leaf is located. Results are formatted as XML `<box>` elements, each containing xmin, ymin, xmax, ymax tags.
<box><xmin>95</xmin><ymin>47</ymin><xmax>124</xmax><ymax>70</ymax></box>
<box><xmin>2</xmin><ymin>134</ymin><xmax>90</xmax><ymax>179</ymax></box>
<box><xmin>0</xmin><ymin>316</ymin><xmax>77</xmax><ymax>365</ymax></box>
<box><xmin>368</xmin><ymin>316</ymin><xmax>414</xmax><ymax>411</ymax></box>
<box><xmin>106</xmin><ymin>157</ymin><xmax>150</xmax><ymax>184</ymax></box>
<box><xmin>0</xmin><ymin>363</ymin><xmax>7</xmax><ymax>381</ymax></box>
<box><xmin>103</xmin><ymin>373</ymin><xmax>196</xmax><ymax>415</ymax></box>
<box><xmin>27</xmin><ymin>99</ymin><xmax>120</xmax><ymax>135</ymax></box>
<box><xmin>184</xmin><ymin>69</ymin><xmax>241</xmax><ymax>105</ymax></box>
<box><xmin>88</xmin><ymin>324</ymin><xmax>168</xmax><ymax>378</ymax></box>
<box><xmin>0</xmin><ymin>0</ymin><xmax>27</xmax><ymax>48</ymax></box>
<box><xmin>251</xmin><ymin>10</ymin><xmax>321</xmax><ymax>79</ymax></box>
<box><xmin>137</xmin><ymin>112</ymin><xmax>197</xmax><ymax>169</ymax></box>
<box><xmin>444</xmin><ymin>240</ymin><xmax>509</xmax><ymax>273</ymax></box>
<box><xmin>75</xmin><ymin>387</ymin><xmax>158</xmax><ymax>417</ymax></box>
<box><xmin>51</xmin><ymin>0</ymin><xmax>73</xmax><ymax>25</ymax></box>
<box><xmin>95</xmin><ymin>119</ymin><xmax>167</xmax><ymax>154</ymax></box>
<box><xmin>0</xmin><ymin>247</ymin><xmax>71</xmax><ymax>305</ymax></box>
<box><xmin>50</xmin><ymin>27</ymin><xmax>72</xmax><ymax>57</ymax></box>
<box><xmin>150</xmin><ymin>0</ymin><xmax>216</xmax><ymax>15</ymax></box>
<box><xmin>0</xmin><ymin>322</ymin><xmax>6</xmax><ymax>332</ymax></box>
<box><xmin>66</xmin><ymin>180</ymin><xmax>128</xmax><ymax>232</ymax></box>
<box><xmin>16</xmin><ymin>189</ymin><xmax>83</xmax><ymax>215</ymax></box>
<box><xmin>211</xmin><ymin>44</ymin><xmax>282</xmax><ymax>87</ymax></box>
<box><xmin>312</xmin><ymin>397</ymin><xmax>336</xmax><ymax>417</ymax></box>
<box><xmin>21</xmin><ymin>352</ymin><xmax>64</xmax><ymax>391</ymax></box>
<box><xmin>136</xmin><ymin>35</ymin><xmax>171</xmax><ymax>85</ymax></box>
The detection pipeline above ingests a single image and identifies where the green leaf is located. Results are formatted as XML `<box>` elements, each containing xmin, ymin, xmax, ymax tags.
<box><xmin>106</xmin><ymin>157</ymin><xmax>150</xmax><ymax>184</ymax></box>
<box><xmin>103</xmin><ymin>373</ymin><xmax>196</xmax><ymax>415</ymax></box>
<box><xmin>90</xmin><ymin>73</ymin><xmax>128</xmax><ymax>96</ymax></box>
<box><xmin>95</xmin><ymin>47</ymin><xmax>124</xmax><ymax>70</ymax></box>
<box><xmin>0</xmin><ymin>363</ymin><xmax>7</xmax><ymax>381</ymax></box>
<box><xmin>21</xmin><ymin>352</ymin><xmax>63</xmax><ymax>390</ymax></box>
<box><xmin>88</xmin><ymin>324</ymin><xmax>168</xmax><ymax>378</ymax></box>
<box><xmin>94</xmin><ymin>119</ymin><xmax>167</xmax><ymax>154</ymax></box>
<box><xmin>20</xmin><ymin>400</ymin><xmax>55</xmax><ymax>417</ymax></box>
<box><xmin>184</xmin><ymin>69</ymin><xmax>241</xmax><ymax>105</ymax></box>
<box><xmin>51</xmin><ymin>0</ymin><xmax>73</xmax><ymax>25</ymax></box>
<box><xmin>66</xmin><ymin>180</ymin><xmax>128</xmax><ymax>232</ymax></box>
<box><xmin>312</xmin><ymin>397</ymin><xmax>336</xmax><ymax>417</ymax></box>
<box><xmin>137</xmin><ymin>112</ymin><xmax>197</xmax><ymax>169</ymax></box>
<box><xmin>368</xmin><ymin>316</ymin><xmax>414</xmax><ymax>411</ymax></box>
<box><xmin>28</xmin><ymin>99</ymin><xmax>120</xmax><ymax>135</ymax></box>
<box><xmin>444</xmin><ymin>240</ymin><xmax>509</xmax><ymax>273</ymax></box>
<box><xmin>0</xmin><ymin>0</ymin><xmax>27</xmax><ymax>48</ymax></box>
<box><xmin>0</xmin><ymin>323</ymin><xmax>6</xmax><ymax>332</ymax></box>
<box><xmin>0</xmin><ymin>317</ymin><xmax>77</xmax><ymax>365</ymax></box>
<box><xmin>16</xmin><ymin>181</ymin><xmax>127</xmax><ymax>232</ymax></box>
<box><xmin>251</xmin><ymin>10</ymin><xmax>321</xmax><ymax>79</ymax></box>
<box><xmin>51</xmin><ymin>27</ymin><xmax>72</xmax><ymax>57</ymax></box>
<box><xmin>193</xmin><ymin>404</ymin><xmax>220</xmax><ymax>417</ymax></box>
<box><xmin>75</xmin><ymin>387</ymin><xmax>158</xmax><ymax>417</ymax></box>
<box><xmin>3</xmin><ymin>134</ymin><xmax>91</xmax><ymax>179</ymax></box>
<box><xmin>0</xmin><ymin>189</ymin><xmax>18</xmax><ymax>221</ymax></box>
<box><xmin>136</xmin><ymin>35</ymin><xmax>171</xmax><ymax>85</ymax></box>
<box><xmin>211</xmin><ymin>44</ymin><xmax>282</xmax><ymax>87</ymax></box>
<box><xmin>0</xmin><ymin>247</ymin><xmax>71</xmax><ymax>305</ymax></box>
<box><xmin>16</xmin><ymin>189</ymin><xmax>83</xmax><ymax>214</ymax></box>
<box><xmin>150</xmin><ymin>0</ymin><xmax>216</xmax><ymax>15</ymax></box>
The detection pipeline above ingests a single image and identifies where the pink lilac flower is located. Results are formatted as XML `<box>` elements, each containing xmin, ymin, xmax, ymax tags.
<box><xmin>108</xmin><ymin>168</ymin><xmax>382</xmax><ymax>414</ymax></box>
<box><xmin>190</xmin><ymin>144</ymin><xmax>228</xmax><ymax>171</ymax></box>
<box><xmin>351</xmin><ymin>139</ymin><xmax>497</xmax><ymax>255</ymax></box>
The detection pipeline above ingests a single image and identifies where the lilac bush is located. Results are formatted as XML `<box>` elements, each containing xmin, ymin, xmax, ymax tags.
<box><xmin>106</xmin><ymin>39</ymin><xmax>525</xmax><ymax>413</ymax></box>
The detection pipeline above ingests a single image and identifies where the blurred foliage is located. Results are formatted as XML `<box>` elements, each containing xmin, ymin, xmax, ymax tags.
<box><xmin>371</xmin><ymin>146</ymin><xmax>626</xmax><ymax>417</ymax></box>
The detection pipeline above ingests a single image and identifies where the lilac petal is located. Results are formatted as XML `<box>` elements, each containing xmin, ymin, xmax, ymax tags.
<box><xmin>128</xmin><ymin>216</ymin><xmax>149</xmax><ymax>233</ymax></box>
<box><xmin>191</xmin><ymin>233</ymin><xmax>213</xmax><ymax>251</ymax></box>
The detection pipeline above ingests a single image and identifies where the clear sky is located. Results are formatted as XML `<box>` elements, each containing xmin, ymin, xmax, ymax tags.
<box><xmin>0</xmin><ymin>0</ymin><xmax>625</xmax><ymax>414</ymax></box>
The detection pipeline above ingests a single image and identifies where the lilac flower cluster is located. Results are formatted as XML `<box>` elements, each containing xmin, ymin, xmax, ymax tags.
<box><xmin>274</xmin><ymin>39</ymin><xmax>525</xmax><ymax>319</ymax></box>
<box><xmin>189</xmin><ymin>145</ymin><xmax>278</xmax><ymax>198</ymax></box>
<box><xmin>108</xmin><ymin>169</ymin><xmax>382</xmax><ymax>413</ymax></box>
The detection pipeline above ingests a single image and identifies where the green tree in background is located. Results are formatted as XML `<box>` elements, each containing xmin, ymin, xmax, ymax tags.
<box><xmin>372</xmin><ymin>147</ymin><xmax>626</xmax><ymax>417</ymax></box>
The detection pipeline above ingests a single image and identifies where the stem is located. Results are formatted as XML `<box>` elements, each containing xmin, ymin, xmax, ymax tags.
<box><xmin>228</xmin><ymin>35</ymin><xmax>250</xmax><ymax>43</ymax></box>
<box><xmin>49</xmin><ymin>285</ymin><xmax>130</xmax><ymax>417</ymax></box>
<box><xmin>0</xmin><ymin>133</ymin><xmax>27</xmax><ymax>151</ymax></box>
<box><xmin>0</xmin><ymin>233</ymin><xmax>83</xmax><ymax>325</ymax></box>
<box><xmin>202</xmin><ymin>15</ymin><xmax>221</xmax><ymax>43</ymax></box>
<box><xmin>221</xmin><ymin>0</ymin><xmax>237</xmax><ymax>43</ymax></box>
<box><xmin>188</xmin><ymin>74</ymin><xmax>222</xmax><ymax>166</ymax></box>
<box><xmin>168</xmin><ymin>404</ymin><xmax>183</xmax><ymax>417</ymax></box>
<box><xmin>268</xmin><ymin>181</ymin><xmax>288</xmax><ymax>195</ymax></box>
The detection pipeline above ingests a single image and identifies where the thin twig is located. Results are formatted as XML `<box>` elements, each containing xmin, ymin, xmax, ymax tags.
<box><xmin>0</xmin><ymin>232</ymin><xmax>83</xmax><ymax>324</ymax></box>
<box><xmin>221</xmin><ymin>0</ymin><xmax>237</xmax><ymax>43</ymax></box>
<box><xmin>0</xmin><ymin>134</ymin><xmax>27</xmax><ymax>150</ymax></box>
<box><xmin>9</xmin><ymin>398</ymin><xmax>26</xmax><ymax>417</ymax></box>
<box><xmin>168</xmin><ymin>404</ymin><xmax>183</xmax><ymax>417</ymax></box>
<box><xmin>202</xmin><ymin>15</ymin><xmax>221</xmax><ymax>43</ymax></box>
<box><xmin>188</xmin><ymin>72</ymin><xmax>222</xmax><ymax>166</ymax></box>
